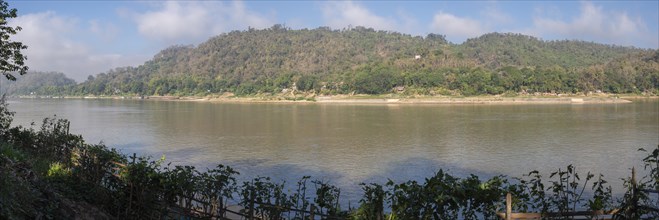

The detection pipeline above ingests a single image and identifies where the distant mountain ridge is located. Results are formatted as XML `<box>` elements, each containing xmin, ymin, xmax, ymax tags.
<box><xmin>4</xmin><ymin>25</ymin><xmax>659</xmax><ymax>96</ymax></box>
<box><xmin>0</xmin><ymin>71</ymin><xmax>76</xmax><ymax>96</ymax></box>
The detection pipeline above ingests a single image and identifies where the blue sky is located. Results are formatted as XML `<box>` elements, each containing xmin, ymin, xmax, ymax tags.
<box><xmin>7</xmin><ymin>0</ymin><xmax>659</xmax><ymax>82</ymax></box>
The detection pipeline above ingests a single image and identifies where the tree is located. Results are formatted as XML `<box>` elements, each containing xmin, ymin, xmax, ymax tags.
<box><xmin>296</xmin><ymin>74</ymin><xmax>319</xmax><ymax>92</ymax></box>
<box><xmin>0</xmin><ymin>0</ymin><xmax>28</xmax><ymax>81</ymax></box>
<box><xmin>352</xmin><ymin>65</ymin><xmax>401</xmax><ymax>94</ymax></box>
<box><xmin>0</xmin><ymin>92</ymin><xmax>12</xmax><ymax>135</ymax></box>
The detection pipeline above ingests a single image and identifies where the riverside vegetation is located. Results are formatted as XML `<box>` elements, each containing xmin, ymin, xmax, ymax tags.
<box><xmin>1</xmin><ymin>1</ymin><xmax>657</xmax><ymax>218</ymax></box>
<box><xmin>1</xmin><ymin>97</ymin><xmax>658</xmax><ymax>219</ymax></box>
<box><xmin>1</xmin><ymin>26</ymin><xmax>658</xmax><ymax>98</ymax></box>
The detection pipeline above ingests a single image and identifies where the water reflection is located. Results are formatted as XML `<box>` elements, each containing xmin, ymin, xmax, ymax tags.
<box><xmin>9</xmin><ymin>98</ymin><xmax>659</xmax><ymax>203</ymax></box>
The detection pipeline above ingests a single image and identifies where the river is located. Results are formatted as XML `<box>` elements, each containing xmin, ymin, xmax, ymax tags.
<box><xmin>7</xmin><ymin>98</ymin><xmax>659</xmax><ymax>203</ymax></box>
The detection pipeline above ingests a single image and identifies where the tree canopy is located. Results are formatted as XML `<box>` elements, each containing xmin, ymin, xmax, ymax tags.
<box><xmin>0</xmin><ymin>0</ymin><xmax>28</xmax><ymax>81</ymax></box>
<box><xmin>5</xmin><ymin>24</ymin><xmax>659</xmax><ymax>96</ymax></box>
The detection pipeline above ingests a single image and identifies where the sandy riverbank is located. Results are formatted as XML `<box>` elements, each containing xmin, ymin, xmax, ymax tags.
<box><xmin>171</xmin><ymin>94</ymin><xmax>640</xmax><ymax>104</ymax></box>
<box><xmin>313</xmin><ymin>96</ymin><xmax>634</xmax><ymax>104</ymax></box>
<box><xmin>14</xmin><ymin>93</ymin><xmax>654</xmax><ymax>104</ymax></box>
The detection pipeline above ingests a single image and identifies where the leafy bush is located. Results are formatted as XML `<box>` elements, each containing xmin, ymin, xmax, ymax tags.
<box><xmin>47</xmin><ymin>162</ymin><xmax>70</xmax><ymax>178</ymax></box>
<box><xmin>0</xmin><ymin>161</ymin><xmax>40</xmax><ymax>219</ymax></box>
<box><xmin>312</xmin><ymin>179</ymin><xmax>342</xmax><ymax>216</ymax></box>
<box><xmin>384</xmin><ymin>170</ymin><xmax>507</xmax><ymax>220</ymax></box>
<box><xmin>0</xmin><ymin>95</ymin><xmax>13</xmax><ymax>138</ymax></box>
<box><xmin>240</xmin><ymin>176</ymin><xmax>290</xmax><ymax>219</ymax></box>
<box><xmin>616</xmin><ymin>147</ymin><xmax>659</xmax><ymax>219</ymax></box>
<box><xmin>197</xmin><ymin>164</ymin><xmax>239</xmax><ymax>217</ymax></box>
<box><xmin>355</xmin><ymin>183</ymin><xmax>386</xmax><ymax>220</ymax></box>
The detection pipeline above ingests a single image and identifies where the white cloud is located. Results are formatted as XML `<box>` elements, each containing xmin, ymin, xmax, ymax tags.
<box><xmin>529</xmin><ymin>2</ymin><xmax>654</xmax><ymax>47</ymax></box>
<box><xmin>89</xmin><ymin>20</ymin><xmax>119</xmax><ymax>42</ymax></box>
<box><xmin>9</xmin><ymin>12</ymin><xmax>145</xmax><ymax>82</ymax></box>
<box><xmin>6</xmin><ymin>1</ymin><xmax>274</xmax><ymax>82</ymax></box>
<box><xmin>396</xmin><ymin>10</ymin><xmax>422</xmax><ymax>35</ymax></box>
<box><xmin>430</xmin><ymin>12</ymin><xmax>487</xmax><ymax>42</ymax></box>
<box><xmin>133</xmin><ymin>1</ymin><xmax>273</xmax><ymax>44</ymax></box>
<box><xmin>321</xmin><ymin>1</ymin><xmax>397</xmax><ymax>31</ymax></box>
<box><xmin>483</xmin><ymin>6</ymin><xmax>512</xmax><ymax>25</ymax></box>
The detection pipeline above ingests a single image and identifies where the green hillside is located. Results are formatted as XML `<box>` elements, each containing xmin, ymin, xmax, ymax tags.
<box><xmin>0</xmin><ymin>72</ymin><xmax>76</xmax><ymax>96</ymax></box>
<box><xmin>458</xmin><ymin>33</ymin><xmax>645</xmax><ymax>69</ymax></box>
<box><xmin>7</xmin><ymin>26</ymin><xmax>659</xmax><ymax>96</ymax></box>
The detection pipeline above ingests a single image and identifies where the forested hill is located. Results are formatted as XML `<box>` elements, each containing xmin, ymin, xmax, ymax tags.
<box><xmin>458</xmin><ymin>33</ymin><xmax>646</xmax><ymax>69</ymax></box>
<box><xmin>0</xmin><ymin>71</ymin><xmax>76</xmax><ymax>96</ymax></box>
<box><xmin>10</xmin><ymin>26</ymin><xmax>659</xmax><ymax>96</ymax></box>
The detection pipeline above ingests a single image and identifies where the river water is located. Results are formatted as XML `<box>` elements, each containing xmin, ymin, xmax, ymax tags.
<box><xmin>7</xmin><ymin>98</ymin><xmax>659</xmax><ymax>203</ymax></box>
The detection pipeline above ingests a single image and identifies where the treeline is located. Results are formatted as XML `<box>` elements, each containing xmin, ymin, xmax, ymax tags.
<box><xmin>0</xmin><ymin>71</ymin><xmax>76</xmax><ymax>96</ymax></box>
<box><xmin>1</xmin><ymin>97</ymin><xmax>658</xmax><ymax>219</ymax></box>
<box><xmin>5</xmin><ymin>25</ymin><xmax>659</xmax><ymax>96</ymax></box>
